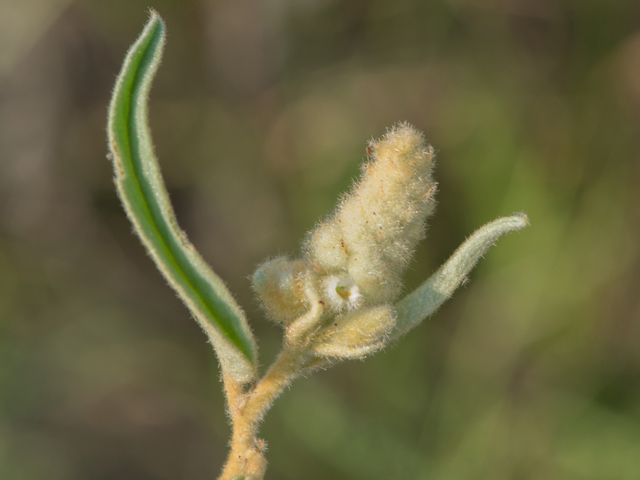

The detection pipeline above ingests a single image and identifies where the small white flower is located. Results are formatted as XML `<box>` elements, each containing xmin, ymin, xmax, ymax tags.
<box><xmin>322</xmin><ymin>275</ymin><xmax>363</xmax><ymax>312</ymax></box>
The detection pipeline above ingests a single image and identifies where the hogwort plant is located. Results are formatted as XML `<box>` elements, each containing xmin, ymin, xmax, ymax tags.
<box><xmin>107</xmin><ymin>11</ymin><xmax>528</xmax><ymax>480</ymax></box>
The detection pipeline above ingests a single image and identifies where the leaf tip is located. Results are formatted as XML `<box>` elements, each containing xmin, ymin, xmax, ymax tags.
<box><xmin>513</xmin><ymin>212</ymin><xmax>530</xmax><ymax>229</ymax></box>
<box><xmin>147</xmin><ymin>8</ymin><xmax>162</xmax><ymax>23</ymax></box>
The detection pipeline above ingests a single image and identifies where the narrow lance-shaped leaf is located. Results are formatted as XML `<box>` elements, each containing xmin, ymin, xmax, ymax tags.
<box><xmin>107</xmin><ymin>11</ymin><xmax>257</xmax><ymax>382</ymax></box>
<box><xmin>391</xmin><ymin>214</ymin><xmax>529</xmax><ymax>341</ymax></box>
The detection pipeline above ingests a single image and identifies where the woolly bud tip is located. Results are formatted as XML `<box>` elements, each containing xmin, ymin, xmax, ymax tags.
<box><xmin>312</xmin><ymin>305</ymin><xmax>396</xmax><ymax>359</ymax></box>
<box><xmin>252</xmin><ymin>257</ymin><xmax>310</xmax><ymax>323</ymax></box>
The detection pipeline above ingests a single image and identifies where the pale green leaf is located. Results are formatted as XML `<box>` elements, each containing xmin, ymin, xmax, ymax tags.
<box><xmin>392</xmin><ymin>214</ymin><xmax>529</xmax><ymax>341</ymax></box>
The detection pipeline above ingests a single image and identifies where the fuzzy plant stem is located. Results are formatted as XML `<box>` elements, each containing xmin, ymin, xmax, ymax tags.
<box><xmin>219</xmin><ymin>347</ymin><xmax>312</xmax><ymax>480</ymax></box>
<box><xmin>219</xmin><ymin>298</ymin><xmax>328</xmax><ymax>479</ymax></box>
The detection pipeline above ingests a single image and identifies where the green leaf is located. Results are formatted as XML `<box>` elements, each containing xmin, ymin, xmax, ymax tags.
<box><xmin>392</xmin><ymin>214</ymin><xmax>529</xmax><ymax>341</ymax></box>
<box><xmin>107</xmin><ymin>11</ymin><xmax>257</xmax><ymax>382</ymax></box>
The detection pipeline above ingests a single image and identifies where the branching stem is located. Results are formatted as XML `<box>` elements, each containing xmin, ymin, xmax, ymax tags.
<box><xmin>218</xmin><ymin>346</ymin><xmax>311</xmax><ymax>480</ymax></box>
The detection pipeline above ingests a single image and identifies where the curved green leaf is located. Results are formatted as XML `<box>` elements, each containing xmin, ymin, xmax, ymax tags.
<box><xmin>107</xmin><ymin>11</ymin><xmax>257</xmax><ymax>382</ymax></box>
<box><xmin>392</xmin><ymin>214</ymin><xmax>529</xmax><ymax>341</ymax></box>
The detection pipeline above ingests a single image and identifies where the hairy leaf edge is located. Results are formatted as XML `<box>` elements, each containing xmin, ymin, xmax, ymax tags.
<box><xmin>392</xmin><ymin>214</ymin><xmax>529</xmax><ymax>341</ymax></box>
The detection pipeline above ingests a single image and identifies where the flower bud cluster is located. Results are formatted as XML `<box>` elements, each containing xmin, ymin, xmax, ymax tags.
<box><xmin>306</xmin><ymin>122</ymin><xmax>437</xmax><ymax>303</ymax></box>
<box><xmin>252</xmin><ymin>123</ymin><xmax>437</xmax><ymax>359</ymax></box>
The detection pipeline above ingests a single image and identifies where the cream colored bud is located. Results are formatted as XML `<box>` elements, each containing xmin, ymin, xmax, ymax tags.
<box><xmin>252</xmin><ymin>257</ymin><xmax>310</xmax><ymax>323</ymax></box>
<box><xmin>304</xmin><ymin>123</ymin><xmax>437</xmax><ymax>304</ymax></box>
<box><xmin>312</xmin><ymin>305</ymin><xmax>396</xmax><ymax>359</ymax></box>
<box><xmin>345</xmin><ymin>247</ymin><xmax>401</xmax><ymax>303</ymax></box>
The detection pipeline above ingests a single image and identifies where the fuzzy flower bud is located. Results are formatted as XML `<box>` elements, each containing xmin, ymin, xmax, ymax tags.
<box><xmin>305</xmin><ymin>123</ymin><xmax>437</xmax><ymax>304</ymax></box>
<box><xmin>312</xmin><ymin>305</ymin><xmax>396</xmax><ymax>359</ymax></box>
<box><xmin>252</xmin><ymin>257</ymin><xmax>309</xmax><ymax>323</ymax></box>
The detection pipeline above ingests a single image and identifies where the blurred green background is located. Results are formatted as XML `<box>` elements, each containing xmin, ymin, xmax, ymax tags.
<box><xmin>1</xmin><ymin>0</ymin><xmax>639</xmax><ymax>479</ymax></box>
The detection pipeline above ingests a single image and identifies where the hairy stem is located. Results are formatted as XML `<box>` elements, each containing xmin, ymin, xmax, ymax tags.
<box><xmin>218</xmin><ymin>347</ymin><xmax>310</xmax><ymax>480</ymax></box>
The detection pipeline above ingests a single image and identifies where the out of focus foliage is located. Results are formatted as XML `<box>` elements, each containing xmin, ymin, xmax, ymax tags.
<box><xmin>1</xmin><ymin>0</ymin><xmax>639</xmax><ymax>479</ymax></box>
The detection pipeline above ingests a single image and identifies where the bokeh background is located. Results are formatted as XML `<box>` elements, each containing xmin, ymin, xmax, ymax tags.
<box><xmin>1</xmin><ymin>0</ymin><xmax>640</xmax><ymax>478</ymax></box>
